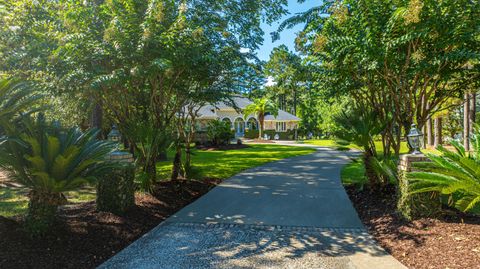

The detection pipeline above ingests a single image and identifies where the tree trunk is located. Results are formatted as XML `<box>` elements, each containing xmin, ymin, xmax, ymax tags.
<box><xmin>171</xmin><ymin>143</ymin><xmax>182</xmax><ymax>180</ymax></box>
<box><xmin>91</xmin><ymin>101</ymin><xmax>103</xmax><ymax>136</ymax></box>
<box><xmin>185</xmin><ymin>143</ymin><xmax>192</xmax><ymax>176</ymax></box>
<box><xmin>25</xmin><ymin>190</ymin><xmax>65</xmax><ymax>236</ymax></box>
<box><xmin>426</xmin><ymin>117</ymin><xmax>434</xmax><ymax>147</ymax></box>
<box><xmin>469</xmin><ymin>92</ymin><xmax>476</xmax><ymax>132</ymax></box>
<box><xmin>363</xmin><ymin>153</ymin><xmax>379</xmax><ymax>188</ymax></box>
<box><xmin>293</xmin><ymin>88</ymin><xmax>297</xmax><ymax>116</ymax></box>
<box><xmin>434</xmin><ymin>117</ymin><xmax>443</xmax><ymax>148</ymax></box>
<box><xmin>464</xmin><ymin>93</ymin><xmax>470</xmax><ymax>150</ymax></box>
<box><xmin>258</xmin><ymin>114</ymin><xmax>264</xmax><ymax>139</ymax></box>
<box><xmin>144</xmin><ymin>157</ymin><xmax>157</xmax><ymax>191</ymax></box>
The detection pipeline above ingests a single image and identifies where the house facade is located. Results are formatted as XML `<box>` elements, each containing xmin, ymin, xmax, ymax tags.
<box><xmin>195</xmin><ymin>96</ymin><xmax>300</xmax><ymax>139</ymax></box>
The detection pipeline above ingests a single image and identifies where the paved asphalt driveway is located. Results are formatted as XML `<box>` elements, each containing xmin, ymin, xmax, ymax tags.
<box><xmin>100</xmin><ymin>146</ymin><xmax>406</xmax><ymax>269</ymax></box>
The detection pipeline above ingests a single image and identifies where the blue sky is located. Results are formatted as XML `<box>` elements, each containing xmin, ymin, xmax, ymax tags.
<box><xmin>256</xmin><ymin>0</ymin><xmax>320</xmax><ymax>61</ymax></box>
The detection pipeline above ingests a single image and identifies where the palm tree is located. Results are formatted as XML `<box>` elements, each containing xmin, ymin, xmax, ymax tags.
<box><xmin>334</xmin><ymin>109</ymin><xmax>388</xmax><ymax>188</ymax></box>
<box><xmin>243</xmin><ymin>98</ymin><xmax>279</xmax><ymax>139</ymax></box>
<box><xmin>0</xmin><ymin>115</ymin><xmax>115</xmax><ymax>235</ymax></box>
<box><xmin>408</xmin><ymin>125</ymin><xmax>480</xmax><ymax>213</ymax></box>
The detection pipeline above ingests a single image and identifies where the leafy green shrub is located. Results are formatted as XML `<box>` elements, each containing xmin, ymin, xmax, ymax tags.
<box><xmin>245</xmin><ymin>129</ymin><xmax>259</xmax><ymax>139</ymax></box>
<box><xmin>408</xmin><ymin>130</ymin><xmax>480</xmax><ymax>214</ymax></box>
<box><xmin>334</xmin><ymin>109</ymin><xmax>387</xmax><ymax>188</ymax></box>
<box><xmin>206</xmin><ymin>120</ymin><xmax>233</xmax><ymax>146</ymax></box>
<box><xmin>0</xmin><ymin>116</ymin><xmax>115</xmax><ymax>236</ymax></box>
<box><xmin>263</xmin><ymin>130</ymin><xmax>296</xmax><ymax>140</ymax></box>
<box><xmin>97</xmin><ymin>161</ymin><xmax>135</xmax><ymax>215</ymax></box>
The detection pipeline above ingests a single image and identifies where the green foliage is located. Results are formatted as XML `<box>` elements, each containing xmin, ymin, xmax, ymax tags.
<box><xmin>1</xmin><ymin>118</ymin><xmax>115</xmax><ymax>193</ymax></box>
<box><xmin>408</xmin><ymin>129</ymin><xmax>480</xmax><ymax>213</ymax></box>
<box><xmin>244</xmin><ymin>129</ymin><xmax>259</xmax><ymax>139</ymax></box>
<box><xmin>263</xmin><ymin>130</ymin><xmax>296</xmax><ymax>140</ymax></box>
<box><xmin>442</xmin><ymin>110</ymin><xmax>463</xmax><ymax>140</ymax></box>
<box><xmin>96</xmin><ymin>163</ymin><xmax>135</xmax><ymax>215</ymax></box>
<box><xmin>206</xmin><ymin>120</ymin><xmax>234</xmax><ymax>146</ymax></box>
<box><xmin>0</xmin><ymin>116</ymin><xmax>115</xmax><ymax>234</ymax></box>
<box><xmin>0</xmin><ymin>78</ymin><xmax>42</xmax><ymax>134</ymax></box>
<box><xmin>334</xmin><ymin>109</ymin><xmax>384</xmax><ymax>156</ymax></box>
<box><xmin>280</xmin><ymin>0</ymin><xmax>480</xmax><ymax>156</ymax></box>
<box><xmin>243</xmin><ymin>98</ymin><xmax>279</xmax><ymax>138</ymax></box>
<box><xmin>398</xmin><ymin>167</ymin><xmax>443</xmax><ymax>220</ymax></box>
<box><xmin>262</xmin><ymin>45</ymin><xmax>306</xmax><ymax>114</ymax></box>
<box><xmin>0</xmin><ymin>1</ymin><xmax>289</xmax><ymax>184</ymax></box>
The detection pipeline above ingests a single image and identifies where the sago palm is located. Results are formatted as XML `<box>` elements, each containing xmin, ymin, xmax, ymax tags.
<box><xmin>334</xmin><ymin>109</ymin><xmax>387</xmax><ymax>187</ymax></box>
<box><xmin>0</xmin><ymin>116</ymin><xmax>115</xmax><ymax>235</ymax></box>
<box><xmin>408</xmin><ymin>127</ymin><xmax>480</xmax><ymax>213</ymax></box>
<box><xmin>243</xmin><ymin>98</ymin><xmax>279</xmax><ymax>139</ymax></box>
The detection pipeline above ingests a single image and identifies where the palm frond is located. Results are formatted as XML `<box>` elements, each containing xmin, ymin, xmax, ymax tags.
<box><xmin>407</xmin><ymin>130</ymin><xmax>480</xmax><ymax>213</ymax></box>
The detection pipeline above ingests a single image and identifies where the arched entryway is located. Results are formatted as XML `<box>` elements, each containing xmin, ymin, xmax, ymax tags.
<box><xmin>221</xmin><ymin>117</ymin><xmax>232</xmax><ymax>129</ymax></box>
<box><xmin>247</xmin><ymin>117</ymin><xmax>258</xmax><ymax>130</ymax></box>
<box><xmin>234</xmin><ymin>118</ymin><xmax>245</xmax><ymax>137</ymax></box>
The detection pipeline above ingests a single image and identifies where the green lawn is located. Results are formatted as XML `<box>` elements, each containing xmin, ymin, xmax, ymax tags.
<box><xmin>338</xmin><ymin>140</ymin><xmax>440</xmax><ymax>186</ymax></box>
<box><xmin>0</xmin><ymin>188</ymin><xmax>29</xmax><ymax>217</ymax></box>
<box><xmin>341</xmin><ymin>160</ymin><xmax>367</xmax><ymax>186</ymax></box>
<box><xmin>303</xmin><ymin>139</ymin><xmax>410</xmax><ymax>154</ymax></box>
<box><xmin>0</xmin><ymin>186</ymin><xmax>97</xmax><ymax>217</ymax></box>
<box><xmin>157</xmin><ymin>144</ymin><xmax>316</xmax><ymax>180</ymax></box>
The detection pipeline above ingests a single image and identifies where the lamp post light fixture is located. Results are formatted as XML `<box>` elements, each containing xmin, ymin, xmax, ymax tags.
<box><xmin>407</xmin><ymin>124</ymin><xmax>424</xmax><ymax>155</ymax></box>
<box><xmin>107</xmin><ymin>124</ymin><xmax>121</xmax><ymax>144</ymax></box>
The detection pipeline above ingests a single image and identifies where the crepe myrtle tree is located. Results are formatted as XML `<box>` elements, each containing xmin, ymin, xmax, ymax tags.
<box><xmin>0</xmin><ymin>0</ymin><xmax>289</xmax><ymax>185</ymax></box>
<box><xmin>277</xmin><ymin>0</ymin><xmax>480</xmax><ymax>157</ymax></box>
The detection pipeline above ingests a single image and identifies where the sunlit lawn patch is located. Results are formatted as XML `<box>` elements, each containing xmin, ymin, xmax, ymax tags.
<box><xmin>0</xmin><ymin>188</ymin><xmax>28</xmax><ymax>217</ymax></box>
<box><xmin>157</xmin><ymin>144</ymin><xmax>316</xmax><ymax>180</ymax></box>
<box><xmin>0</xmin><ymin>186</ymin><xmax>97</xmax><ymax>217</ymax></box>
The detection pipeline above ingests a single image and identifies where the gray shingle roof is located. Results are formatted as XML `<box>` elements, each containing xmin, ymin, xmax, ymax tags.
<box><xmin>196</xmin><ymin>96</ymin><xmax>300</xmax><ymax>121</ymax></box>
<box><xmin>265</xmin><ymin>110</ymin><xmax>301</xmax><ymax>121</ymax></box>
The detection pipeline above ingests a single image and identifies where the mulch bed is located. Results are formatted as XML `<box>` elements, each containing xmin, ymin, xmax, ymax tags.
<box><xmin>0</xmin><ymin>179</ymin><xmax>221</xmax><ymax>269</ymax></box>
<box><xmin>345</xmin><ymin>185</ymin><xmax>480</xmax><ymax>269</ymax></box>
<box><xmin>196</xmin><ymin>143</ymin><xmax>249</xmax><ymax>151</ymax></box>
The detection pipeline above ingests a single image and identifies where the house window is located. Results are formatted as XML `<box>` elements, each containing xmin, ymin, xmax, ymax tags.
<box><xmin>276</xmin><ymin>122</ymin><xmax>287</xmax><ymax>132</ymax></box>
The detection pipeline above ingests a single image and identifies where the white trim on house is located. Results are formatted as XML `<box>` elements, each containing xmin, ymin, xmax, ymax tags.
<box><xmin>276</xmin><ymin>122</ymin><xmax>287</xmax><ymax>132</ymax></box>
<box><xmin>194</xmin><ymin>96</ymin><xmax>301</xmax><ymax>137</ymax></box>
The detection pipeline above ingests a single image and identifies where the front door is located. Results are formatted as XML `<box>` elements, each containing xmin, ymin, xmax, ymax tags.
<box><xmin>235</xmin><ymin>119</ymin><xmax>245</xmax><ymax>137</ymax></box>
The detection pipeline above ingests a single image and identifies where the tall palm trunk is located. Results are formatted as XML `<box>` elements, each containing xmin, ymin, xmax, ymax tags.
<box><xmin>258</xmin><ymin>113</ymin><xmax>265</xmax><ymax>139</ymax></box>
<box><xmin>363</xmin><ymin>152</ymin><xmax>379</xmax><ymax>188</ymax></box>
<box><xmin>145</xmin><ymin>157</ymin><xmax>157</xmax><ymax>186</ymax></box>
<box><xmin>25</xmin><ymin>190</ymin><xmax>65</xmax><ymax>236</ymax></box>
